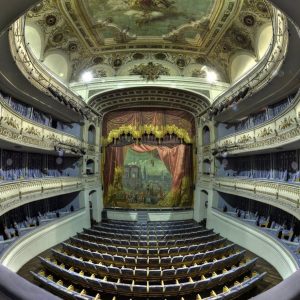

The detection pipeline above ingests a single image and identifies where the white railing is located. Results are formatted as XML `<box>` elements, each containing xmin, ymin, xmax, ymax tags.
<box><xmin>9</xmin><ymin>17</ymin><xmax>87</xmax><ymax>113</ymax></box>
<box><xmin>212</xmin><ymin>177</ymin><xmax>300</xmax><ymax>219</ymax></box>
<box><xmin>209</xmin><ymin>89</ymin><xmax>300</xmax><ymax>154</ymax></box>
<box><xmin>0</xmin><ymin>97</ymin><xmax>100</xmax><ymax>153</ymax></box>
<box><xmin>0</xmin><ymin>175</ymin><xmax>99</xmax><ymax>216</ymax></box>
<box><xmin>212</xmin><ymin>7</ymin><xmax>288</xmax><ymax>109</ymax></box>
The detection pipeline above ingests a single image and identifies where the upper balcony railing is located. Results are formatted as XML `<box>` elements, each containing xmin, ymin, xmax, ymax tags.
<box><xmin>9</xmin><ymin>17</ymin><xmax>93</xmax><ymax>116</ymax></box>
<box><xmin>211</xmin><ymin>7</ymin><xmax>288</xmax><ymax>111</ymax></box>
<box><xmin>207</xmin><ymin>89</ymin><xmax>300</xmax><ymax>154</ymax></box>
<box><xmin>0</xmin><ymin>96</ymin><xmax>96</xmax><ymax>153</ymax></box>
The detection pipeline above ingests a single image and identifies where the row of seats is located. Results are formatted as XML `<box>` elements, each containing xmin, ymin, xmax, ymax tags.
<box><xmin>32</xmin><ymin>270</ymin><xmax>266</xmax><ymax>300</ymax></box>
<box><xmin>39</xmin><ymin>256</ymin><xmax>258</xmax><ymax>297</ymax></box>
<box><xmin>63</xmin><ymin>242</ymin><xmax>234</xmax><ymax>269</ymax></box>
<box><xmin>96</xmin><ymin>222</ymin><xmax>199</xmax><ymax>232</ymax></box>
<box><xmin>77</xmin><ymin>232</ymin><xmax>219</xmax><ymax>248</ymax></box>
<box><xmin>68</xmin><ymin>237</ymin><xmax>227</xmax><ymax>259</ymax></box>
<box><xmin>33</xmin><ymin>220</ymin><xmax>264</xmax><ymax>299</ymax></box>
<box><xmin>51</xmin><ymin>248</ymin><xmax>246</xmax><ymax>281</ymax></box>
<box><xmin>84</xmin><ymin>228</ymin><xmax>213</xmax><ymax>241</ymax></box>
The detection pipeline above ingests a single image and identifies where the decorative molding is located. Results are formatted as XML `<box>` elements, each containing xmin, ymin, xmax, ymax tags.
<box><xmin>130</xmin><ymin>62</ymin><xmax>170</xmax><ymax>81</ymax></box>
<box><xmin>212</xmin><ymin>91</ymin><xmax>300</xmax><ymax>154</ymax></box>
<box><xmin>0</xmin><ymin>176</ymin><xmax>99</xmax><ymax>217</ymax></box>
<box><xmin>88</xmin><ymin>87</ymin><xmax>210</xmax><ymax>118</ymax></box>
<box><xmin>9</xmin><ymin>18</ymin><xmax>90</xmax><ymax>115</ymax></box>
<box><xmin>212</xmin><ymin>177</ymin><xmax>300</xmax><ymax>219</ymax></box>
<box><xmin>0</xmin><ymin>99</ymin><xmax>93</xmax><ymax>154</ymax></box>
<box><xmin>212</xmin><ymin>8</ymin><xmax>288</xmax><ymax>113</ymax></box>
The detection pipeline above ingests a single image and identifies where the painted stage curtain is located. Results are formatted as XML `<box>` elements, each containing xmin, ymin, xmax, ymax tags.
<box><xmin>104</xmin><ymin>143</ymin><xmax>192</xmax><ymax>208</ymax></box>
<box><xmin>130</xmin><ymin>144</ymin><xmax>189</xmax><ymax>191</ymax></box>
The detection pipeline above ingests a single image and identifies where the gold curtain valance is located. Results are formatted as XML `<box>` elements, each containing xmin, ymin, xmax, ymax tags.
<box><xmin>103</xmin><ymin>124</ymin><xmax>193</xmax><ymax>145</ymax></box>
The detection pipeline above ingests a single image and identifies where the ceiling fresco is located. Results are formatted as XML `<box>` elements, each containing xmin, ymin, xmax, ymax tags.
<box><xmin>25</xmin><ymin>0</ymin><xmax>273</xmax><ymax>83</ymax></box>
<box><xmin>82</xmin><ymin>0</ymin><xmax>216</xmax><ymax>38</ymax></box>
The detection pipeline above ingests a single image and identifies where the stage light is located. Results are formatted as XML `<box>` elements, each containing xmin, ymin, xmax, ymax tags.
<box><xmin>81</xmin><ymin>71</ymin><xmax>93</xmax><ymax>82</ymax></box>
<box><xmin>207</xmin><ymin>71</ymin><xmax>217</xmax><ymax>83</ymax></box>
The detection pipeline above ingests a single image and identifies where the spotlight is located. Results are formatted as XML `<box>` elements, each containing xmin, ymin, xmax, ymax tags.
<box><xmin>81</xmin><ymin>71</ymin><xmax>93</xmax><ymax>83</ymax></box>
<box><xmin>206</xmin><ymin>71</ymin><xmax>217</xmax><ymax>83</ymax></box>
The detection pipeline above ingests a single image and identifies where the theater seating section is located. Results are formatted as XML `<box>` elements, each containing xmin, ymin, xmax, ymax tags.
<box><xmin>32</xmin><ymin>220</ymin><xmax>265</xmax><ymax>299</ymax></box>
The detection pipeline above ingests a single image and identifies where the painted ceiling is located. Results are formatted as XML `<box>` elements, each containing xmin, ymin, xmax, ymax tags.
<box><xmin>25</xmin><ymin>0</ymin><xmax>273</xmax><ymax>83</ymax></box>
<box><xmin>82</xmin><ymin>0</ymin><xmax>216</xmax><ymax>38</ymax></box>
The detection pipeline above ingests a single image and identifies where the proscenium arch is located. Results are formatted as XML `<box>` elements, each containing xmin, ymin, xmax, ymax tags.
<box><xmin>87</xmin><ymin>87</ymin><xmax>211</xmax><ymax>118</ymax></box>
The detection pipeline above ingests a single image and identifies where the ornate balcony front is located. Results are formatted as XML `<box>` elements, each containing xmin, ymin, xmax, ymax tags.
<box><xmin>213</xmin><ymin>177</ymin><xmax>300</xmax><ymax>219</ymax></box>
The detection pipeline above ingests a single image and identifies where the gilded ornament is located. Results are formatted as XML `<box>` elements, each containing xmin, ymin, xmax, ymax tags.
<box><xmin>3</xmin><ymin>116</ymin><xmax>19</xmax><ymax>130</ymax></box>
<box><xmin>130</xmin><ymin>62</ymin><xmax>170</xmax><ymax>81</ymax></box>
<box><xmin>279</xmin><ymin>116</ymin><xmax>294</xmax><ymax>130</ymax></box>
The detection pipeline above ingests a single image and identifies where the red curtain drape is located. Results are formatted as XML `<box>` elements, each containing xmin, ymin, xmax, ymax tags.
<box><xmin>104</xmin><ymin>146</ymin><xmax>127</xmax><ymax>192</ymax></box>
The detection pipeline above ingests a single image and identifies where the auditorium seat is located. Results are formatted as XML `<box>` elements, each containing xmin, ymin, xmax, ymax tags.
<box><xmin>34</xmin><ymin>220</ymin><xmax>264</xmax><ymax>299</ymax></box>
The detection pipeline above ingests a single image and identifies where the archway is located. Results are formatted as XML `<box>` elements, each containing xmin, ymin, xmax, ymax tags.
<box><xmin>88</xmin><ymin>124</ymin><xmax>96</xmax><ymax>145</ymax></box>
<box><xmin>86</xmin><ymin>159</ymin><xmax>95</xmax><ymax>175</ymax></box>
<box><xmin>203</xmin><ymin>159</ymin><xmax>211</xmax><ymax>175</ymax></box>
<box><xmin>202</xmin><ymin>125</ymin><xmax>211</xmax><ymax>145</ymax></box>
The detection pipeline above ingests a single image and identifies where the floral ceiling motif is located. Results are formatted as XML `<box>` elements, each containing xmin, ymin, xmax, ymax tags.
<box><xmin>25</xmin><ymin>0</ymin><xmax>273</xmax><ymax>82</ymax></box>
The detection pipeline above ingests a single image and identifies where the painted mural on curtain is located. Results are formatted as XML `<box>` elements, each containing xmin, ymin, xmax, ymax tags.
<box><xmin>102</xmin><ymin>109</ymin><xmax>195</xmax><ymax>209</ymax></box>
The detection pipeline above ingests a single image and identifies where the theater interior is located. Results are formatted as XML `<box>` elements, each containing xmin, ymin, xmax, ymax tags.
<box><xmin>0</xmin><ymin>0</ymin><xmax>300</xmax><ymax>299</ymax></box>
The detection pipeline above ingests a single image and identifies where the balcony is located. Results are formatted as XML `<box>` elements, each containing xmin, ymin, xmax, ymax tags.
<box><xmin>212</xmin><ymin>90</ymin><xmax>300</xmax><ymax>155</ymax></box>
<box><xmin>0</xmin><ymin>176</ymin><xmax>99</xmax><ymax>216</ymax></box>
<box><xmin>213</xmin><ymin>177</ymin><xmax>300</xmax><ymax>219</ymax></box>
<box><xmin>0</xmin><ymin>97</ymin><xmax>93</xmax><ymax>153</ymax></box>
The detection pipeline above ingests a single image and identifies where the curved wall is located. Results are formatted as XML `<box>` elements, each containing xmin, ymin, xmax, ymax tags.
<box><xmin>0</xmin><ymin>208</ymin><xmax>90</xmax><ymax>272</ymax></box>
<box><xmin>207</xmin><ymin>208</ymin><xmax>298</xmax><ymax>279</ymax></box>
<box><xmin>106</xmin><ymin>209</ymin><xmax>194</xmax><ymax>222</ymax></box>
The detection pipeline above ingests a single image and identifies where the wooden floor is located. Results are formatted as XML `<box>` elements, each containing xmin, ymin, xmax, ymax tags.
<box><xmin>18</xmin><ymin>240</ymin><xmax>282</xmax><ymax>300</ymax></box>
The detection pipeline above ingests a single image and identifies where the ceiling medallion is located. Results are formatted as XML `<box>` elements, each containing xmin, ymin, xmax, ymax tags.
<box><xmin>52</xmin><ymin>33</ymin><xmax>63</xmax><ymax>43</ymax></box>
<box><xmin>176</xmin><ymin>58</ymin><xmax>186</xmax><ymax>68</ymax></box>
<box><xmin>155</xmin><ymin>53</ymin><xmax>167</xmax><ymax>60</ymax></box>
<box><xmin>113</xmin><ymin>58</ymin><xmax>123</xmax><ymax>68</ymax></box>
<box><xmin>93</xmin><ymin>57</ymin><xmax>104</xmax><ymax>64</ymax></box>
<box><xmin>256</xmin><ymin>1</ymin><xmax>268</xmax><ymax>13</ymax></box>
<box><xmin>45</xmin><ymin>15</ymin><xmax>57</xmax><ymax>26</ymax></box>
<box><xmin>68</xmin><ymin>42</ymin><xmax>78</xmax><ymax>52</ymax></box>
<box><xmin>243</xmin><ymin>15</ymin><xmax>255</xmax><ymax>27</ymax></box>
<box><xmin>130</xmin><ymin>62</ymin><xmax>170</xmax><ymax>81</ymax></box>
<box><xmin>132</xmin><ymin>53</ymin><xmax>144</xmax><ymax>60</ymax></box>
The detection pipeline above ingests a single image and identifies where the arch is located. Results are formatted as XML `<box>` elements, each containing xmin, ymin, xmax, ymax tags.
<box><xmin>255</xmin><ymin>23</ymin><xmax>273</xmax><ymax>60</ymax></box>
<box><xmin>229</xmin><ymin>51</ymin><xmax>257</xmax><ymax>83</ymax></box>
<box><xmin>202</xmin><ymin>125</ymin><xmax>211</xmax><ymax>145</ymax></box>
<box><xmin>200</xmin><ymin>189</ymin><xmax>209</xmax><ymax>220</ymax></box>
<box><xmin>88</xmin><ymin>87</ymin><xmax>211</xmax><ymax>118</ymax></box>
<box><xmin>203</xmin><ymin>159</ymin><xmax>211</xmax><ymax>175</ymax></box>
<box><xmin>25</xmin><ymin>22</ymin><xmax>44</xmax><ymax>60</ymax></box>
<box><xmin>88</xmin><ymin>124</ymin><xmax>96</xmax><ymax>145</ymax></box>
<box><xmin>89</xmin><ymin>190</ymin><xmax>97</xmax><ymax>223</ymax></box>
<box><xmin>43</xmin><ymin>50</ymin><xmax>71</xmax><ymax>82</ymax></box>
<box><xmin>86</xmin><ymin>159</ymin><xmax>95</xmax><ymax>175</ymax></box>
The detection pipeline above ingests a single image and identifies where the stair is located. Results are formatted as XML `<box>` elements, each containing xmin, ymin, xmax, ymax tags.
<box><xmin>137</xmin><ymin>211</ymin><xmax>148</xmax><ymax>224</ymax></box>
